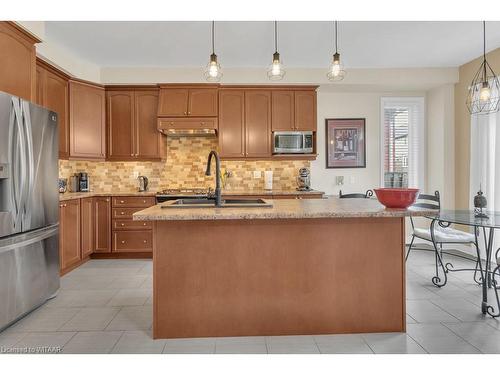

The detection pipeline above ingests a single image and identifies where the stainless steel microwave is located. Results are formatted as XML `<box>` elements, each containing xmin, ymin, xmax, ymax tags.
<box><xmin>273</xmin><ymin>131</ymin><xmax>314</xmax><ymax>154</ymax></box>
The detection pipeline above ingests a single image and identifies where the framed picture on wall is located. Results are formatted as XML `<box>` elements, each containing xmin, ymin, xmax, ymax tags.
<box><xmin>325</xmin><ymin>118</ymin><xmax>366</xmax><ymax>168</ymax></box>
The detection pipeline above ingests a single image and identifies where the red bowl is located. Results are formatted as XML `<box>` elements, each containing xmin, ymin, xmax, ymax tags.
<box><xmin>373</xmin><ymin>188</ymin><xmax>420</xmax><ymax>209</ymax></box>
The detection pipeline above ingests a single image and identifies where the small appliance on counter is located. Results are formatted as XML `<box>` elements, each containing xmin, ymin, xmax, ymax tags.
<box><xmin>138</xmin><ymin>175</ymin><xmax>149</xmax><ymax>192</ymax></box>
<box><xmin>58</xmin><ymin>178</ymin><xmax>67</xmax><ymax>193</ymax></box>
<box><xmin>296</xmin><ymin>168</ymin><xmax>311</xmax><ymax>191</ymax></box>
<box><xmin>69</xmin><ymin>174</ymin><xmax>79</xmax><ymax>192</ymax></box>
<box><xmin>78</xmin><ymin>172</ymin><xmax>90</xmax><ymax>192</ymax></box>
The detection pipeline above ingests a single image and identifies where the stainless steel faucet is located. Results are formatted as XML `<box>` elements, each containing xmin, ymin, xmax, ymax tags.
<box><xmin>205</xmin><ymin>150</ymin><xmax>222</xmax><ymax>207</ymax></box>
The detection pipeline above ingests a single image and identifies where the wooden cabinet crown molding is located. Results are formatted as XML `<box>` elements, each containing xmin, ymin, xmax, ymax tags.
<box><xmin>158</xmin><ymin>83</ymin><xmax>220</xmax><ymax>89</ymax></box>
<box><xmin>8</xmin><ymin>22</ymin><xmax>41</xmax><ymax>44</ymax></box>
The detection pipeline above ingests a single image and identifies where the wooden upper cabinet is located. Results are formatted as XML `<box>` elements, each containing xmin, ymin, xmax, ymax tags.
<box><xmin>0</xmin><ymin>22</ymin><xmax>39</xmax><ymax>101</ymax></box>
<box><xmin>107</xmin><ymin>90</ymin><xmax>135</xmax><ymax>160</ymax></box>
<box><xmin>272</xmin><ymin>91</ymin><xmax>295</xmax><ymax>131</ymax></box>
<box><xmin>69</xmin><ymin>80</ymin><xmax>106</xmax><ymax>160</ymax></box>
<box><xmin>158</xmin><ymin>86</ymin><xmax>218</xmax><ymax>117</ymax></box>
<box><xmin>135</xmin><ymin>90</ymin><xmax>162</xmax><ymax>159</ymax></box>
<box><xmin>106</xmin><ymin>88</ymin><xmax>162</xmax><ymax>161</ymax></box>
<box><xmin>157</xmin><ymin>88</ymin><xmax>189</xmax><ymax>116</ymax></box>
<box><xmin>245</xmin><ymin>91</ymin><xmax>271</xmax><ymax>157</ymax></box>
<box><xmin>294</xmin><ymin>90</ymin><xmax>316</xmax><ymax>131</ymax></box>
<box><xmin>188</xmin><ymin>88</ymin><xmax>218</xmax><ymax>116</ymax></box>
<box><xmin>37</xmin><ymin>61</ymin><xmax>70</xmax><ymax>159</ymax></box>
<box><xmin>218</xmin><ymin>90</ymin><xmax>245</xmax><ymax>158</ymax></box>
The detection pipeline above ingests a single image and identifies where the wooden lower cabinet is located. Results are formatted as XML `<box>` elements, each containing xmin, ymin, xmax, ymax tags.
<box><xmin>80</xmin><ymin>197</ymin><xmax>94</xmax><ymax>258</ymax></box>
<box><xmin>111</xmin><ymin>196</ymin><xmax>155</xmax><ymax>253</ymax></box>
<box><xmin>94</xmin><ymin>196</ymin><xmax>111</xmax><ymax>253</ymax></box>
<box><xmin>59</xmin><ymin>199</ymin><xmax>81</xmax><ymax>273</ymax></box>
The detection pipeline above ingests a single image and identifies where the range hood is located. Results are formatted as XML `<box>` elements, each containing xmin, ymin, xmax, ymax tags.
<box><xmin>158</xmin><ymin>128</ymin><xmax>217</xmax><ymax>137</ymax></box>
<box><xmin>157</xmin><ymin>118</ymin><xmax>217</xmax><ymax>137</ymax></box>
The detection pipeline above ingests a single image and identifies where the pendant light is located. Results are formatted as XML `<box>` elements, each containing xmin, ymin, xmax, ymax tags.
<box><xmin>327</xmin><ymin>21</ymin><xmax>346</xmax><ymax>81</ymax></box>
<box><xmin>267</xmin><ymin>21</ymin><xmax>285</xmax><ymax>80</ymax></box>
<box><xmin>466</xmin><ymin>21</ymin><xmax>500</xmax><ymax>115</ymax></box>
<box><xmin>204</xmin><ymin>21</ymin><xmax>222</xmax><ymax>82</ymax></box>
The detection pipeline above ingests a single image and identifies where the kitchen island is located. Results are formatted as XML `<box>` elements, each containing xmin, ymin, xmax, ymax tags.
<box><xmin>134</xmin><ymin>197</ymin><xmax>435</xmax><ymax>339</ymax></box>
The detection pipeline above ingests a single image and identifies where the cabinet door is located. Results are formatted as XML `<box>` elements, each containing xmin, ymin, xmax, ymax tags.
<box><xmin>94</xmin><ymin>197</ymin><xmax>111</xmax><ymax>253</ymax></box>
<box><xmin>45</xmin><ymin>70</ymin><xmax>69</xmax><ymax>159</ymax></box>
<box><xmin>0</xmin><ymin>22</ymin><xmax>37</xmax><ymax>101</ymax></box>
<box><xmin>245</xmin><ymin>90</ymin><xmax>271</xmax><ymax>157</ymax></box>
<box><xmin>60</xmin><ymin>199</ymin><xmax>81</xmax><ymax>271</ymax></box>
<box><xmin>107</xmin><ymin>90</ymin><xmax>135</xmax><ymax>160</ymax></box>
<box><xmin>80</xmin><ymin>197</ymin><xmax>94</xmax><ymax>258</ymax></box>
<box><xmin>294</xmin><ymin>91</ymin><xmax>316</xmax><ymax>131</ymax></box>
<box><xmin>188</xmin><ymin>88</ymin><xmax>218</xmax><ymax>117</ymax></box>
<box><xmin>157</xmin><ymin>88</ymin><xmax>189</xmax><ymax>116</ymax></box>
<box><xmin>135</xmin><ymin>90</ymin><xmax>162</xmax><ymax>160</ymax></box>
<box><xmin>218</xmin><ymin>90</ymin><xmax>245</xmax><ymax>158</ymax></box>
<box><xmin>69</xmin><ymin>81</ymin><xmax>106</xmax><ymax>159</ymax></box>
<box><xmin>272</xmin><ymin>91</ymin><xmax>295</xmax><ymax>131</ymax></box>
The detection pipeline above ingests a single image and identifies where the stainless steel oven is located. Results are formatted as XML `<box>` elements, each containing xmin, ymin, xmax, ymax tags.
<box><xmin>273</xmin><ymin>131</ymin><xmax>313</xmax><ymax>154</ymax></box>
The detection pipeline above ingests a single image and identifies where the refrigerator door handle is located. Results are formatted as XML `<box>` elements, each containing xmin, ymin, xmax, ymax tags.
<box><xmin>21</xmin><ymin>100</ymin><xmax>36</xmax><ymax>227</ymax></box>
<box><xmin>9</xmin><ymin>98</ymin><xmax>26</xmax><ymax>232</ymax></box>
<box><xmin>0</xmin><ymin>224</ymin><xmax>58</xmax><ymax>254</ymax></box>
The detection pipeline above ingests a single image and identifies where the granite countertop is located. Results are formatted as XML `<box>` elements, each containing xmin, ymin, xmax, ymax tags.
<box><xmin>221</xmin><ymin>189</ymin><xmax>324</xmax><ymax>196</ymax></box>
<box><xmin>59</xmin><ymin>191</ymin><xmax>156</xmax><ymax>201</ymax></box>
<box><xmin>133</xmin><ymin>197</ymin><xmax>436</xmax><ymax>221</ymax></box>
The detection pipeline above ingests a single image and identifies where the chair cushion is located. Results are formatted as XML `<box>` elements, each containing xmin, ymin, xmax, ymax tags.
<box><xmin>413</xmin><ymin>227</ymin><xmax>475</xmax><ymax>243</ymax></box>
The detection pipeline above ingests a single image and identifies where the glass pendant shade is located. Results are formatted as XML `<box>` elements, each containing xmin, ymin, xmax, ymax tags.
<box><xmin>204</xmin><ymin>53</ymin><xmax>222</xmax><ymax>82</ymax></box>
<box><xmin>467</xmin><ymin>21</ymin><xmax>500</xmax><ymax>115</ymax></box>
<box><xmin>327</xmin><ymin>52</ymin><xmax>346</xmax><ymax>81</ymax></box>
<box><xmin>267</xmin><ymin>52</ymin><xmax>285</xmax><ymax>80</ymax></box>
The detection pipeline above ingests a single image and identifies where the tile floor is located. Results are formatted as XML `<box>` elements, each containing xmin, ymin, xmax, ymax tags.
<box><xmin>1</xmin><ymin>250</ymin><xmax>500</xmax><ymax>354</ymax></box>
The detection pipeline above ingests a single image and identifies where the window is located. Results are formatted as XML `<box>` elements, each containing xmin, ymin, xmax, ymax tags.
<box><xmin>380</xmin><ymin>97</ymin><xmax>425</xmax><ymax>189</ymax></box>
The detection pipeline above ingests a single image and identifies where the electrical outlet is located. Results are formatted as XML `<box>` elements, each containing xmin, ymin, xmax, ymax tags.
<box><xmin>335</xmin><ymin>176</ymin><xmax>344</xmax><ymax>186</ymax></box>
<box><xmin>253</xmin><ymin>170</ymin><xmax>261</xmax><ymax>179</ymax></box>
<box><xmin>132</xmin><ymin>171</ymin><xmax>139</xmax><ymax>179</ymax></box>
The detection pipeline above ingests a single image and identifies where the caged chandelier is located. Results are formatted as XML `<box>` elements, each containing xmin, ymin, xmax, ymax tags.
<box><xmin>466</xmin><ymin>21</ymin><xmax>500</xmax><ymax>115</ymax></box>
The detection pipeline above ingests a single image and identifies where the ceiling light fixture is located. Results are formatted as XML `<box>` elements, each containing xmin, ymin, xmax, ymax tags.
<box><xmin>466</xmin><ymin>21</ymin><xmax>500</xmax><ymax>115</ymax></box>
<box><xmin>267</xmin><ymin>21</ymin><xmax>285</xmax><ymax>81</ymax></box>
<box><xmin>204</xmin><ymin>21</ymin><xmax>222</xmax><ymax>82</ymax></box>
<box><xmin>327</xmin><ymin>21</ymin><xmax>346</xmax><ymax>82</ymax></box>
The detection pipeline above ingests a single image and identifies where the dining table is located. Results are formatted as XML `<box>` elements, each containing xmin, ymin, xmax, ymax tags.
<box><xmin>424</xmin><ymin>209</ymin><xmax>500</xmax><ymax>317</ymax></box>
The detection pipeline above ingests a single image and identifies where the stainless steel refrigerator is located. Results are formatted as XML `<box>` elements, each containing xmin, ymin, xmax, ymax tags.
<box><xmin>0</xmin><ymin>91</ymin><xmax>59</xmax><ymax>331</ymax></box>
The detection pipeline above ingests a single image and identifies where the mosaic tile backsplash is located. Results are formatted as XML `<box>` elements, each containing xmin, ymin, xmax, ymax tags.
<box><xmin>59</xmin><ymin>137</ymin><xmax>309</xmax><ymax>192</ymax></box>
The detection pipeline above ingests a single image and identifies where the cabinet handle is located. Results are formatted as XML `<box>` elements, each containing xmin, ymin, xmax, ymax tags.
<box><xmin>130</xmin><ymin>153</ymin><xmax>134</xmax><ymax>156</ymax></box>
<box><xmin>121</xmin><ymin>223</ymin><xmax>125</xmax><ymax>226</ymax></box>
<box><xmin>106</xmin><ymin>198</ymin><xmax>110</xmax><ymax>202</ymax></box>
<box><xmin>63</xmin><ymin>204</ymin><xmax>67</xmax><ymax>207</ymax></box>
<box><xmin>201</xmin><ymin>122</ymin><xmax>205</xmax><ymax>125</ymax></box>
<box><xmin>143</xmin><ymin>223</ymin><xmax>147</xmax><ymax>226</ymax></box>
<box><xmin>183</xmin><ymin>112</ymin><xmax>187</xmax><ymax>115</ymax></box>
<box><xmin>143</xmin><ymin>240</ymin><xmax>147</xmax><ymax>243</ymax></box>
<box><xmin>170</xmin><ymin>122</ymin><xmax>174</xmax><ymax>125</ymax></box>
<box><xmin>120</xmin><ymin>200</ymin><xmax>125</xmax><ymax>203</ymax></box>
<box><xmin>121</xmin><ymin>212</ymin><xmax>125</xmax><ymax>215</ymax></box>
<box><xmin>121</xmin><ymin>240</ymin><xmax>125</xmax><ymax>244</ymax></box>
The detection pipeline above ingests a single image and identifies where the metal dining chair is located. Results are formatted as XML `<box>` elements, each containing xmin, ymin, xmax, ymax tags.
<box><xmin>406</xmin><ymin>191</ymin><xmax>476</xmax><ymax>261</ymax></box>
<box><xmin>339</xmin><ymin>190</ymin><xmax>374</xmax><ymax>199</ymax></box>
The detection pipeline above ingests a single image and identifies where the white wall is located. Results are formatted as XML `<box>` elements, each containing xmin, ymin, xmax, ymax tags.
<box><xmin>16</xmin><ymin>21</ymin><xmax>101</xmax><ymax>82</ymax></box>
<box><xmin>311</xmin><ymin>89</ymin><xmax>427</xmax><ymax>195</ymax></box>
<box><xmin>426</xmin><ymin>84</ymin><xmax>455</xmax><ymax>209</ymax></box>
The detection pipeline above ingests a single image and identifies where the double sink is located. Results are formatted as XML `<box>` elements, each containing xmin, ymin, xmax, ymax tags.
<box><xmin>161</xmin><ymin>197</ymin><xmax>273</xmax><ymax>209</ymax></box>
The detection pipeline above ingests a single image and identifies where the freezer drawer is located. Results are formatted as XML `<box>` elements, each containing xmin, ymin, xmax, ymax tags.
<box><xmin>0</xmin><ymin>224</ymin><xmax>59</xmax><ymax>332</ymax></box>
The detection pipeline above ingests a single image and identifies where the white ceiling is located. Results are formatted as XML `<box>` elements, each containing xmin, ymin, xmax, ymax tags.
<box><xmin>45</xmin><ymin>21</ymin><xmax>500</xmax><ymax>69</ymax></box>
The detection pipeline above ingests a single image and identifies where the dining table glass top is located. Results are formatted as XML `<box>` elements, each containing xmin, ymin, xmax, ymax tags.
<box><xmin>424</xmin><ymin>209</ymin><xmax>500</xmax><ymax>229</ymax></box>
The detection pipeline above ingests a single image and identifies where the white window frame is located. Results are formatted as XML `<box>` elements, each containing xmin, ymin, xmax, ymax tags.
<box><xmin>380</xmin><ymin>97</ymin><xmax>426</xmax><ymax>189</ymax></box>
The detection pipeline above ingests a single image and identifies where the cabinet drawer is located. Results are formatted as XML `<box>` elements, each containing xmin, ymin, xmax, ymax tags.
<box><xmin>158</xmin><ymin>117</ymin><xmax>217</xmax><ymax>130</ymax></box>
<box><xmin>112</xmin><ymin>208</ymin><xmax>139</xmax><ymax>219</ymax></box>
<box><xmin>113</xmin><ymin>230</ymin><xmax>153</xmax><ymax>252</ymax></box>
<box><xmin>112</xmin><ymin>196</ymin><xmax>155</xmax><ymax>208</ymax></box>
<box><xmin>113</xmin><ymin>220</ymin><xmax>153</xmax><ymax>230</ymax></box>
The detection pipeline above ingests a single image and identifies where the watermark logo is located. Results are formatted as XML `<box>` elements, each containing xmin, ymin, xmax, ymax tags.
<box><xmin>1</xmin><ymin>346</ymin><xmax>61</xmax><ymax>354</ymax></box>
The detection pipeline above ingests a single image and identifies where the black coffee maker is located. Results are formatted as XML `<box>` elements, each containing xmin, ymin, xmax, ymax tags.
<box><xmin>78</xmin><ymin>172</ymin><xmax>90</xmax><ymax>192</ymax></box>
